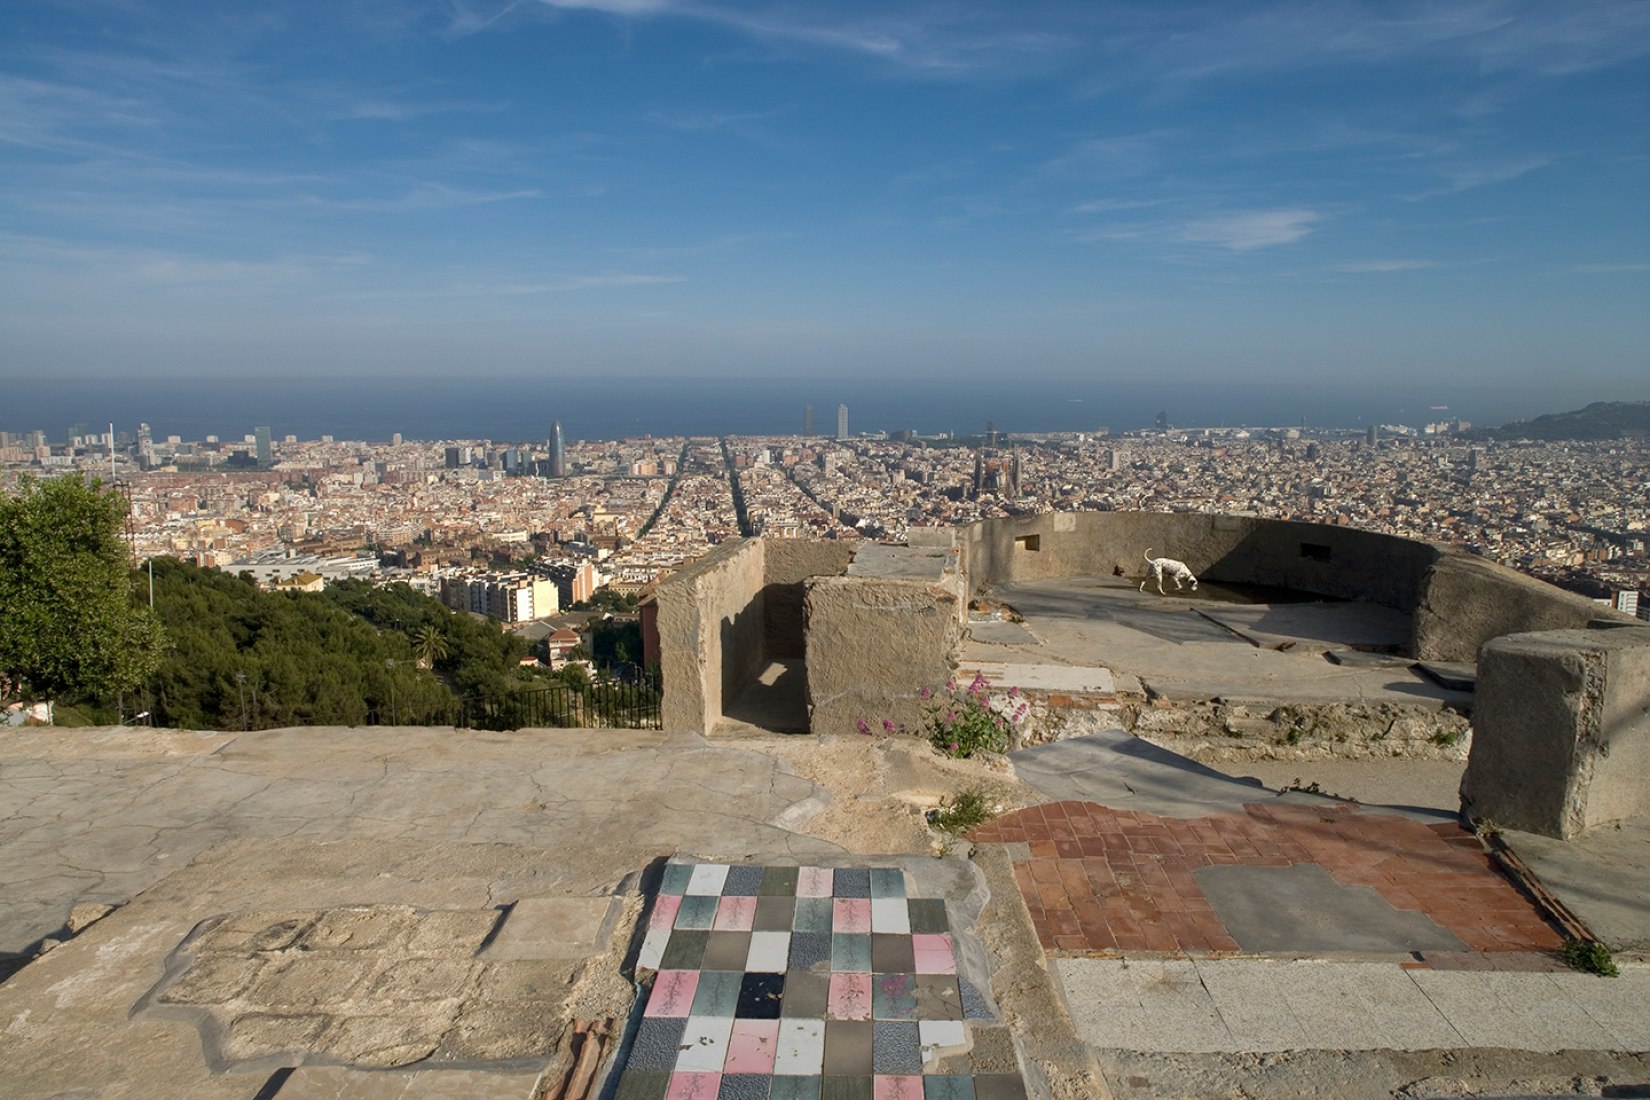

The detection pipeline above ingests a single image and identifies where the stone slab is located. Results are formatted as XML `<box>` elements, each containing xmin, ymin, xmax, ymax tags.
<box><xmin>479</xmin><ymin>897</ymin><xmax>618</xmax><ymax>960</ymax></box>
<box><xmin>1325</xmin><ymin>649</ymin><xmax>1413</xmax><ymax>670</ymax></box>
<box><xmin>960</xmin><ymin>662</ymin><xmax>1115</xmax><ymax>695</ymax></box>
<box><xmin>1194</xmin><ymin>864</ymin><xmax>1468</xmax><ymax>954</ymax></box>
<box><xmin>846</xmin><ymin>544</ymin><xmax>954</xmax><ymax>579</ymax></box>
<box><xmin>1500</xmin><ymin>818</ymin><xmax>1650</xmax><ymax>954</ymax></box>
<box><xmin>1415</xmin><ymin>661</ymin><xmax>1477</xmax><ymax>692</ymax></box>
<box><xmin>966</xmin><ymin>621</ymin><xmax>1039</xmax><ymax>646</ymax></box>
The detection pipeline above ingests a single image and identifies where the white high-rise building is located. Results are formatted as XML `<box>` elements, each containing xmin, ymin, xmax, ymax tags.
<box><xmin>836</xmin><ymin>404</ymin><xmax>848</xmax><ymax>440</ymax></box>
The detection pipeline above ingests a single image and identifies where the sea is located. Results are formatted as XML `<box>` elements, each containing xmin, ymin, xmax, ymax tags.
<box><xmin>2</xmin><ymin>375</ymin><xmax>1572</xmax><ymax>444</ymax></box>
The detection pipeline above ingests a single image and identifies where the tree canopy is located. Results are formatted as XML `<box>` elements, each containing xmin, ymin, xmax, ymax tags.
<box><xmin>0</xmin><ymin>476</ymin><xmax>164</xmax><ymax>704</ymax></box>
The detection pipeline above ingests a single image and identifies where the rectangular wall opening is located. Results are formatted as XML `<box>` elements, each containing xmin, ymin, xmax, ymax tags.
<box><xmin>1300</xmin><ymin>542</ymin><xmax>1332</xmax><ymax>563</ymax></box>
<box><xmin>1015</xmin><ymin>534</ymin><xmax>1041</xmax><ymax>552</ymax></box>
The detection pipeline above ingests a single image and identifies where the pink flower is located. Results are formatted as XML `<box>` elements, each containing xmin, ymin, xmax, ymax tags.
<box><xmin>882</xmin><ymin>718</ymin><xmax>897</xmax><ymax>733</ymax></box>
<box><xmin>945</xmin><ymin>710</ymin><xmax>957</xmax><ymax>723</ymax></box>
<box><xmin>945</xmin><ymin>678</ymin><xmax>957</xmax><ymax>692</ymax></box>
<box><xmin>949</xmin><ymin>742</ymin><xmax>958</xmax><ymax>753</ymax></box>
<box><xmin>919</xmin><ymin>686</ymin><xmax>932</xmax><ymax>700</ymax></box>
<box><xmin>1008</xmin><ymin>685</ymin><xmax>1020</xmax><ymax>699</ymax></box>
<box><xmin>856</xmin><ymin>718</ymin><xmax>872</xmax><ymax>735</ymax></box>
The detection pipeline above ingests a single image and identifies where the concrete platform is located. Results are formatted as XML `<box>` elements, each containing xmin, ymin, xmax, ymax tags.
<box><xmin>967</xmin><ymin>578</ymin><xmax>1472</xmax><ymax>710</ymax></box>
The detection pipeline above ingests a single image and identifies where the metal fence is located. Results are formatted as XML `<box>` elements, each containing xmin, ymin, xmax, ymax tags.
<box><xmin>454</xmin><ymin>674</ymin><xmax>662</xmax><ymax>731</ymax></box>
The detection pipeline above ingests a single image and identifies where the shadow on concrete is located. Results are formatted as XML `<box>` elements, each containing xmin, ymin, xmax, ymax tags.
<box><xmin>713</xmin><ymin>659</ymin><xmax>810</xmax><ymax>736</ymax></box>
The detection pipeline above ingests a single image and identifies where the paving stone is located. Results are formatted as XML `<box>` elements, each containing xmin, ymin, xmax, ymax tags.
<box><xmin>781</xmin><ymin>970</ymin><xmax>830</xmax><ymax>1018</ymax></box>
<box><xmin>833</xmin><ymin>870</ymin><xmax>871</xmax><ymax>899</ymax></box>
<box><xmin>366</xmin><ymin>958</ymin><xmax>476</xmax><ymax>1002</ymax></box>
<box><xmin>963</xmin><ymin>1029</ymin><xmax>1016</xmax><ymax>1074</ymax></box>
<box><xmin>481</xmin><ymin>897</ymin><xmax>614</xmax><ymax>959</ymax></box>
<box><xmin>221</xmin><ymin>1012</ymin><xmax>330</xmax><ymax>1061</ymax></box>
<box><xmin>760</xmin><ymin>867</ymin><xmax>800</xmax><ymax>897</ymax></box>
<box><xmin>718</xmin><ymin>1073</ymin><xmax>772</xmax><ymax>1100</ymax></box>
<box><xmin>794</xmin><ymin>898</ymin><xmax>834</xmax><ymax>934</ymax></box>
<box><xmin>905</xmin><ymin>901</ymin><xmax>949</xmax><ymax>936</ymax></box>
<box><xmin>869</xmin><ymin>869</ymin><xmax>906</xmax><ymax>899</ymax></box>
<box><xmin>253</xmin><ymin>957</ymin><xmax>373</xmax><ymax>1008</ymax></box>
<box><xmin>298</xmin><ymin>907</ymin><xmax>418</xmax><ymax>952</ymax></box>
<box><xmin>405</xmin><ymin>908</ymin><xmax>502</xmax><ymax>956</ymax></box>
<box><xmin>661</xmin><ymin>930</ymin><xmax>709</xmax><ymax>970</ymax></box>
<box><xmin>872</xmin><ymin>1021</ymin><xmax>921</xmax><ymax>1074</ymax></box>
<box><xmin>473</xmin><ymin>959</ymin><xmax>580</xmax><ymax>1004</ymax></box>
<box><xmin>628</xmin><ymin>1017</ymin><xmax>690</xmax><ymax>1071</ymax></box>
<box><xmin>771</xmin><ymin>1077</ymin><xmax>822</xmax><ymax>1100</ymax></box>
<box><xmin>820</xmin><ymin>1076</ymin><xmax>873</xmax><ymax>1100</ymax></box>
<box><xmin>705</xmin><ymin>932</ymin><xmax>754</xmax><ymax>970</ymax></box>
<box><xmin>195</xmin><ymin>911</ymin><xmax>319</xmax><ymax>954</ymax></box>
<box><xmin>322</xmin><ymin>1012</ymin><xmax>450</xmax><ymax>1068</ymax></box>
<box><xmin>823</xmin><ymin>1021</ymin><xmax>874</xmax><ymax>1074</ymax></box>
<box><xmin>440</xmin><ymin>1002</ymin><xmax>564</xmax><ymax>1061</ymax></box>
<box><xmin>725</xmin><ymin>866</ymin><xmax>766</xmax><ymax>896</ymax></box>
<box><xmin>870</xmin><ymin>935</ymin><xmax>915</xmax><ymax>974</ymax></box>
<box><xmin>756</xmin><ymin>897</ymin><xmax>798</xmax><ymax>932</ymax></box>
<box><xmin>737</xmin><ymin>973</ymin><xmax>786</xmax><ymax>1020</ymax></box>
<box><xmin>615</xmin><ymin>1070</ymin><xmax>672</xmax><ymax>1100</ymax></box>
<box><xmin>693</xmin><ymin>970</ymin><xmax>745</xmax><ymax>1018</ymax></box>
<box><xmin>788</xmin><ymin>931</ymin><xmax>832</xmax><ymax>972</ymax></box>
<box><xmin>157</xmin><ymin>954</ymin><xmax>266</xmax><ymax>1005</ymax></box>
<box><xmin>832</xmin><ymin>934</ymin><xmax>871</xmax><ymax>973</ymax></box>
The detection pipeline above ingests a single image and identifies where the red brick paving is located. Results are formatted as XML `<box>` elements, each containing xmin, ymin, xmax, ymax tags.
<box><xmin>969</xmin><ymin>800</ymin><xmax>1564</xmax><ymax>955</ymax></box>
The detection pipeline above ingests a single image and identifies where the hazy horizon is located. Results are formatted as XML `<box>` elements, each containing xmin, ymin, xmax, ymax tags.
<box><xmin>3</xmin><ymin>2</ymin><xmax>1648</xmax><ymax>391</ymax></box>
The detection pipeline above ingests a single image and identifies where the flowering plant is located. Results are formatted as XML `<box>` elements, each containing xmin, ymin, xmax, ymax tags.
<box><xmin>921</xmin><ymin>673</ymin><xmax>1027</xmax><ymax>758</ymax></box>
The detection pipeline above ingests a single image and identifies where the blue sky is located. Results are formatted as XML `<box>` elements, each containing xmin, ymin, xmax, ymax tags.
<box><xmin>3</xmin><ymin>0</ymin><xmax>1648</xmax><ymax>400</ymax></box>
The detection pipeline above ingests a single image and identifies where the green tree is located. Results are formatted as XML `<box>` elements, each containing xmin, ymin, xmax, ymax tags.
<box><xmin>413</xmin><ymin>623</ymin><xmax>449</xmax><ymax>669</ymax></box>
<box><xmin>0</xmin><ymin>476</ymin><xmax>164</xmax><ymax>704</ymax></box>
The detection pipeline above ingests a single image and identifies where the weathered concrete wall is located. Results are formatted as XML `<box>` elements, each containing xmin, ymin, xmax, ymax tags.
<box><xmin>1463</xmin><ymin>627</ymin><xmax>1650</xmax><ymax>838</ymax></box>
<box><xmin>761</xmin><ymin>539</ymin><xmax>857</xmax><ymax>659</ymax></box>
<box><xmin>657</xmin><ymin>538</ymin><xmax>767</xmax><ymax>733</ymax></box>
<box><xmin>961</xmin><ymin>511</ymin><xmax>1633</xmax><ymax>662</ymax></box>
<box><xmin>805</xmin><ymin>572</ymin><xmax>965</xmax><ymax>736</ymax></box>
<box><xmin>1411</xmin><ymin>553</ymin><xmax>1625</xmax><ymax>663</ymax></box>
<box><xmin>962</xmin><ymin>511</ymin><xmax>1440</xmax><ymax>613</ymax></box>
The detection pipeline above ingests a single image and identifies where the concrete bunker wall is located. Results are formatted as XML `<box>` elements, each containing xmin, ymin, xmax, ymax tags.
<box><xmin>1464</xmin><ymin>627</ymin><xmax>1650</xmax><ymax>838</ymax></box>
<box><xmin>959</xmin><ymin>511</ymin><xmax>1619</xmax><ymax>661</ymax></box>
<box><xmin>656</xmin><ymin>537</ymin><xmax>857</xmax><ymax>732</ymax></box>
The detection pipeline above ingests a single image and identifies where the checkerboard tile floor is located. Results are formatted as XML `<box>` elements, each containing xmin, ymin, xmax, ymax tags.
<box><xmin>617</xmin><ymin>863</ymin><xmax>1029</xmax><ymax>1100</ymax></box>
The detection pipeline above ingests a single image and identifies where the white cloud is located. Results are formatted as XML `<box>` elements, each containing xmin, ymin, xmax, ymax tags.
<box><xmin>1333</xmin><ymin>259</ymin><xmax>1438</xmax><ymax>273</ymax></box>
<box><xmin>1564</xmin><ymin>263</ymin><xmax>1650</xmax><ymax>274</ymax></box>
<box><xmin>1178</xmin><ymin>209</ymin><xmax>1321</xmax><ymax>251</ymax></box>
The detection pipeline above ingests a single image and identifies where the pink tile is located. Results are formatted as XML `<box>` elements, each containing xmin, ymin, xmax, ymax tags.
<box><xmin>723</xmin><ymin>1019</ymin><xmax>779</xmax><ymax>1074</ymax></box>
<box><xmin>875</xmin><ymin>1075</ymin><xmax>924</xmax><ymax>1100</ymax></box>
<box><xmin>713</xmin><ymin>895</ymin><xmax>757</xmax><ymax>931</ymax></box>
<box><xmin>649</xmin><ymin>894</ymin><xmax>682</xmax><ymax>931</ymax></box>
<box><xmin>913</xmin><ymin>933</ymin><xmax>955</xmax><ymax>975</ymax></box>
<box><xmin>666</xmin><ymin>1072</ymin><xmax>721</xmax><ymax>1100</ymax></box>
<box><xmin>644</xmin><ymin>970</ymin><xmax>700</xmax><ymax>1017</ymax></box>
<box><xmin>827</xmin><ymin>972</ymin><xmax>872</xmax><ymax>1020</ymax></box>
<box><xmin>833</xmin><ymin>898</ymin><xmax>872</xmax><ymax>934</ymax></box>
<box><xmin>797</xmin><ymin>866</ymin><xmax>834</xmax><ymax>897</ymax></box>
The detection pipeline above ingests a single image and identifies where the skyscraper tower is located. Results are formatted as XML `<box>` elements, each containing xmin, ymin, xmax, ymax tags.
<box><xmin>550</xmin><ymin>421</ymin><xmax>566</xmax><ymax>477</ymax></box>
<box><xmin>836</xmin><ymin>404</ymin><xmax>848</xmax><ymax>440</ymax></box>
<box><xmin>803</xmin><ymin>405</ymin><xmax>814</xmax><ymax>438</ymax></box>
<box><xmin>254</xmin><ymin>426</ymin><xmax>273</xmax><ymax>467</ymax></box>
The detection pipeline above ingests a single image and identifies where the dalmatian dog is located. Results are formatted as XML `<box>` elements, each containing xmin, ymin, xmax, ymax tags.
<box><xmin>1141</xmin><ymin>548</ymin><xmax>1198</xmax><ymax>594</ymax></box>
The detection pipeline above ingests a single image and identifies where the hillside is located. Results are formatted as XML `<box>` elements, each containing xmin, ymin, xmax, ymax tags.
<box><xmin>1471</xmin><ymin>401</ymin><xmax>1650</xmax><ymax>441</ymax></box>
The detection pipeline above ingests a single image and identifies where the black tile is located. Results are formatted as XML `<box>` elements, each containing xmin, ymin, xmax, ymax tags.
<box><xmin>906</xmin><ymin>899</ymin><xmax>950</xmax><ymax>935</ymax></box>
<box><xmin>725</xmin><ymin>865</ymin><xmax>766</xmax><ymax>896</ymax></box>
<box><xmin>736</xmin><ymin>972</ymin><xmax>786</xmax><ymax>1019</ymax></box>
<box><xmin>832</xmin><ymin>869</ymin><xmax>871</xmax><ymax>898</ymax></box>
<box><xmin>704</xmin><ymin>931</ymin><xmax>754</xmax><ymax>970</ymax></box>
<box><xmin>759</xmin><ymin>866</ymin><xmax>800</xmax><ymax>897</ymax></box>
<box><xmin>658</xmin><ymin>930</ymin><xmax>708</xmax><ymax>970</ymax></box>
<box><xmin>625</xmin><ymin>1017</ymin><xmax>687</xmax><ymax>1071</ymax></box>
<box><xmin>872</xmin><ymin>1020</ymin><xmax>921</xmax><ymax>1074</ymax></box>
<box><xmin>822</xmin><ymin>1020</ymin><xmax>873</xmax><ymax>1075</ymax></box>
<box><xmin>755</xmin><ymin>896</ymin><xmax>797</xmax><ymax>932</ymax></box>
<box><xmin>781</xmin><ymin>969</ymin><xmax>829</xmax><ymax>1017</ymax></box>
<box><xmin>870</xmin><ymin>933</ymin><xmax>915</xmax><ymax>974</ymax></box>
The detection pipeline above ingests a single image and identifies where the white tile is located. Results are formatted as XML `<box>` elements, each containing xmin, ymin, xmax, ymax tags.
<box><xmin>918</xmin><ymin>1020</ymin><xmax>968</xmax><ymax>1066</ymax></box>
<box><xmin>686</xmin><ymin>864</ymin><xmax>730</xmax><ymax>896</ymax></box>
<box><xmin>871</xmin><ymin>897</ymin><xmax>911</xmax><ymax>934</ymax></box>
<box><xmin>675</xmin><ymin>1014</ymin><xmax>734</xmax><ymax>1072</ymax></box>
<box><xmin>745</xmin><ymin>931</ymin><xmax>791</xmax><ymax>973</ymax></box>
<box><xmin>636</xmin><ymin>926</ymin><xmax>671</xmax><ymax>971</ymax></box>
<box><xmin>774</xmin><ymin>1019</ymin><xmax>825</xmax><ymax>1075</ymax></box>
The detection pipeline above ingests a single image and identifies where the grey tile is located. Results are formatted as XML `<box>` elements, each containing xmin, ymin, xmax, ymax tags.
<box><xmin>660</xmin><ymin>930</ymin><xmax>708</xmax><ymax>970</ymax></box>
<box><xmin>704</xmin><ymin>931</ymin><xmax>754</xmax><ymax>970</ymax></box>
<box><xmin>869</xmin><ymin>868</ymin><xmax>907</xmax><ymax>899</ymax></box>
<box><xmin>770</xmin><ymin>1078</ymin><xmax>821</xmax><ymax>1100</ymax></box>
<box><xmin>677</xmin><ymin>895</ymin><xmax>720</xmax><ymax>930</ymax></box>
<box><xmin>761</xmin><ymin>866</ymin><xmax>800</xmax><ymax>897</ymax></box>
<box><xmin>873</xmin><ymin>973</ymin><xmax>917</xmax><ymax>1021</ymax></box>
<box><xmin>794</xmin><ymin>898</ymin><xmax>834</xmax><ymax>934</ymax></box>
<box><xmin>871</xmin><ymin>934</ymin><xmax>915</xmax><ymax>974</ymax></box>
<box><xmin>661</xmin><ymin>864</ymin><xmax>695</xmax><ymax>895</ymax></box>
<box><xmin>872</xmin><ymin>1021</ymin><xmax>921</xmax><ymax>1074</ymax></box>
<box><xmin>922</xmin><ymin>1078</ymin><xmax>975</xmax><ymax>1100</ymax></box>
<box><xmin>832</xmin><ymin>935</ymin><xmax>871</xmax><ymax>973</ymax></box>
<box><xmin>906</xmin><ymin>899</ymin><xmax>950</xmax><ymax>935</ymax></box>
<box><xmin>914</xmin><ymin>976</ymin><xmax>962</xmax><ymax>1021</ymax></box>
<box><xmin>614</xmin><ymin>1070</ymin><xmax>671</xmax><ymax>1100</ymax></box>
<box><xmin>820</xmin><ymin>1076</ymin><xmax>873</xmax><ymax>1100</ymax></box>
<box><xmin>833</xmin><ymin>869</ymin><xmax>871</xmax><ymax>898</ymax></box>
<box><xmin>626</xmin><ymin>1017</ymin><xmax>687</xmax><ymax>1071</ymax></box>
<box><xmin>971</xmin><ymin>1075</ymin><xmax>1028</xmax><ymax>1100</ymax></box>
<box><xmin>726</xmin><ymin>865</ymin><xmax>766</xmax><ymax>896</ymax></box>
<box><xmin>756</xmin><ymin>897</ymin><xmax>797</xmax><ymax>932</ymax></box>
<box><xmin>782</xmin><ymin>969</ymin><xmax>830</xmax><ymax>1018</ymax></box>
<box><xmin>719</xmin><ymin>1073</ymin><xmax>772</xmax><ymax>1100</ymax></box>
<box><xmin>788</xmin><ymin>932</ymin><xmax>832</xmax><ymax>972</ymax></box>
<box><xmin>693</xmin><ymin>970</ymin><xmax>745</xmax><ymax>1017</ymax></box>
<box><xmin>823</xmin><ymin>1021</ymin><xmax>874</xmax><ymax>1075</ymax></box>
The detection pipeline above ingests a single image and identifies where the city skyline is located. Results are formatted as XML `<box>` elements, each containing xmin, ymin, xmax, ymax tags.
<box><xmin>2</xmin><ymin>2</ymin><xmax>1648</xmax><ymax>400</ymax></box>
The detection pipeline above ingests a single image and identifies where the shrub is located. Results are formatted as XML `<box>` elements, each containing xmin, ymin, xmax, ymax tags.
<box><xmin>1560</xmin><ymin>938</ymin><xmax>1619</xmax><ymax>978</ymax></box>
<box><xmin>921</xmin><ymin>673</ymin><xmax>1027</xmax><ymax>758</ymax></box>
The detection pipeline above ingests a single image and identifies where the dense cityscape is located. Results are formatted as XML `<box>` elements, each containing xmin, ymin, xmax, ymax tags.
<box><xmin>2</xmin><ymin>411</ymin><xmax>1645</xmax><ymax>625</ymax></box>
